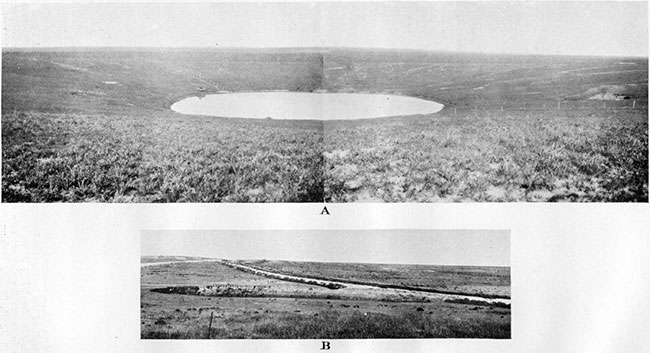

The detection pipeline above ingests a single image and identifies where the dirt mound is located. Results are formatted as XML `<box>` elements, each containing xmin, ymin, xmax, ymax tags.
<box><xmin>444</xmin><ymin>297</ymin><xmax>510</xmax><ymax>309</ymax></box>
<box><xmin>151</xmin><ymin>286</ymin><xmax>200</xmax><ymax>295</ymax></box>
<box><xmin>197</xmin><ymin>284</ymin><xmax>268</xmax><ymax>297</ymax></box>
<box><xmin>585</xmin><ymin>84</ymin><xmax>637</xmax><ymax>100</ymax></box>
<box><xmin>152</xmin><ymin>284</ymin><xmax>343</xmax><ymax>300</ymax></box>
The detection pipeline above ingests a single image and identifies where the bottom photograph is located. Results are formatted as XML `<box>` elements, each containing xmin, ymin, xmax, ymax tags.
<box><xmin>140</xmin><ymin>229</ymin><xmax>511</xmax><ymax>339</ymax></box>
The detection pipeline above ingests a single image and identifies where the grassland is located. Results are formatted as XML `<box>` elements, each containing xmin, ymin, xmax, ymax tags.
<box><xmin>2</xmin><ymin>111</ymin><xmax>323</xmax><ymax>201</ymax></box>
<box><xmin>238</xmin><ymin>259</ymin><xmax>510</xmax><ymax>298</ymax></box>
<box><xmin>3</xmin><ymin>48</ymin><xmax>647</xmax><ymax>202</ymax></box>
<box><xmin>142</xmin><ymin>297</ymin><xmax>511</xmax><ymax>339</ymax></box>
<box><xmin>141</xmin><ymin>258</ymin><xmax>511</xmax><ymax>339</ymax></box>
<box><xmin>324</xmin><ymin>108</ymin><xmax>647</xmax><ymax>202</ymax></box>
<box><xmin>2</xmin><ymin>49</ymin><xmax>325</xmax><ymax>202</ymax></box>
<box><xmin>322</xmin><ymin>50</ymin><xmax>648</xmax><ymax>202</ymax></box>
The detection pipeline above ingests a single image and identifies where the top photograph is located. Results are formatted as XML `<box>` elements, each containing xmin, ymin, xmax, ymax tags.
<box><xmin>1</xmin><ymin>2</ymin><xmax>647</xmax><ymax>203</ymax></box>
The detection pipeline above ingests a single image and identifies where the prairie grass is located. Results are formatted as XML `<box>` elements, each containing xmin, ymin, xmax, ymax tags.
<box><xmin>2</xmin><ymin>111</ymin><xmax>324</xmax><ymax>202</ymax></box>
<box><xmin>4</xmin><ymin>107</ymin><xmax>645</xmax><ymax>202</ymax></box>
<box><xmin>324</xmin><ymin>108</ymin><xmax>648</xmax><ymax>202</ymax></box>
<box><xmin>142</xmin><ymin>309</ymin><xmax>510</xmax><ymax>339</ymax></box>
<box><xmin>252</xmin><ymin>310</ymin><xmax>510</xmax><ymax>339</ymax></box>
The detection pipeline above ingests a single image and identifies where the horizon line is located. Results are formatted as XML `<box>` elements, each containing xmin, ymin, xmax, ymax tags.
<box><xmin>2</xmin><ymin>45</ymin><xmax>647</xmax><ymax>59</ymax></box>
<box><xmin>140</xmin><ymin>255</ymin><xmax>511</xmax><ymax>268</ymax></box>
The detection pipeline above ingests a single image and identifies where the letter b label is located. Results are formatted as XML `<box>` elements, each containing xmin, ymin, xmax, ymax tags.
<box><xmin>321</xmin><ymin>341</ymin><xmax>331</xmax><ymax>350</ymax></box>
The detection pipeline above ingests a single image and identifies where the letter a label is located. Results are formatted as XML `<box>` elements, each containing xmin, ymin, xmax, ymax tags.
<box><xmin>320</xmin><ymin>206</ymin><xmax>330</xmax><ymax>215</ymax></box>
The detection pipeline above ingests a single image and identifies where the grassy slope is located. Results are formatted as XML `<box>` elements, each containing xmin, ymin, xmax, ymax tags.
<box><xmin>2</xmin><ymin>112</ymin><xmax>323</xmax><ymax>201</ymax></box>
<box><xmin>2</xmin><ymin>49</ymin><xmax>325</xmax><ymax>202</ymax></box>
<box><xmin>2</xmin><ymin>48</ymin><xmax>647</xmax><ymax>202</ymax></box>
<box><xmin>2</xmin><ymin>49</ymin><xmax>324</xmax><ymax>114</ymax></box>
<box><xmin>324</xmin><ymin>109</ymin><xmax>647</xmax><ymax>202</ymax></box>
<box><xmin>323</xmin><ymin>50</ymin><xmax>648</xmax><ymax>202</ymax></box>
<box><xmin>239</xmin><ymin>260</ymin><xmax>510</xmax><ymax>298</ymax></box>
<box><xmin>324</xmin><ymin>50</ymin><xmax>648</xmax><ymax>108</ymax></box>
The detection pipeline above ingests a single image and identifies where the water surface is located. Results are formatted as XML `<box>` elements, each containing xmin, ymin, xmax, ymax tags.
<box><xmin>171</xmin><ymin>92</ymin><xmax>444</xmax><ymax>120</ymax></box>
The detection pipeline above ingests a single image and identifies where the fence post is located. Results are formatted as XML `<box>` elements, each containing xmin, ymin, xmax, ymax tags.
<box><xmin>207</xmin><ymin>311</ymin><xmax>214</xmax><ymax>339</ymax></box>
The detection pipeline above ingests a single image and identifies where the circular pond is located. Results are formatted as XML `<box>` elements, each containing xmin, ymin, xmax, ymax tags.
<box><xmin>170</xmin><ymin>92</ymin><xmax>444</xmax><ymax>120</ymax></box>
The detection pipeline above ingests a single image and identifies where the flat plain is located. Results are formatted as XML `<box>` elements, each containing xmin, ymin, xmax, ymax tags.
<box><xmin>2</xmin><ymin>48</ymin><xmax>647</xmax><ymax>201</ymax></box>
<box><xmin>140</xmin><ymin>257</ymin><xmax>511</xmax><ymax>339</ymax></box>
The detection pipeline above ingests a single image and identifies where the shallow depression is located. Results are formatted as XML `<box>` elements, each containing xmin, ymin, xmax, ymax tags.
<box><xmin>170</xmin><ymin>92</ymin><xmax>444</xmax><ymax>120</ymax></box>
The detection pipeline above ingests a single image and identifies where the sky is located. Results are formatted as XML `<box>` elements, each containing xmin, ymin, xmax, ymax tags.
<box><xmin>1</xmin><ymin>1</ymin><xmax>647</xmax><ymax>56</ymax></box>
<box><xmin>141</xmin><ymin>229</ymin><xmax>510</xmax><ymax>267</ymax></box>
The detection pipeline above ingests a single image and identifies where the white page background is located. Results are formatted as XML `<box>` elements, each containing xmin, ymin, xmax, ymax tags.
<box><xmin>1</xmin><ymin>203</ymin><xmax>649</xmax><ymax>352</ymax></box>
<box><xmin>1</xmin><ymin>1</ymin><xmax>649</xmax><ymax>351</ymax></box>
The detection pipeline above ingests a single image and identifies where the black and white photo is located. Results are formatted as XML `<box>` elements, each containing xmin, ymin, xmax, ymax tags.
<box><xmin>2</xmin><ymin>2</ymin><xmax>647</xmax><ymax>202</ymax></box>
<box><xmin>141</xmin><ymin>229</ymin><xmax>511</xmax><ymax>339</ymax></box>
